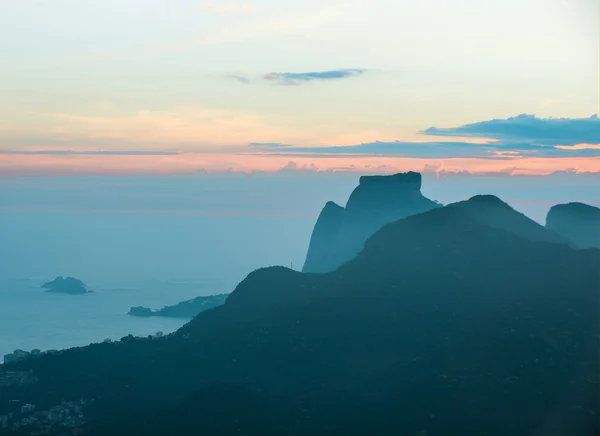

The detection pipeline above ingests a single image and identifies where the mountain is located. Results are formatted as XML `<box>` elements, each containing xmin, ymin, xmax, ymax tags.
<box><xmin>447</xmin><ymin>195</ymin><xmax>569</xmax><ymax>244</ymax></box>
<box><xmin>546</xmin><ymin>202</ymin><xmax>600</xmax><ymax>249</ymax></box>
<box><xmin>1</xmin><ymin>196</ymin><xmax>599</xmax><ymax>436</ymax></box>
<box><xmin>302</xmin><ymin>201</ymin><xmax>344</xmax><ymax>273</ymax></box>
<box><xmin>303</xmin><ymin>171</ymin><xmax>442</xmax><ymax>273</ymax></box>
<box><xmin>128</xmin><ymin>294</ymin><xmax>229</xmax><ymax>318</ymax></box>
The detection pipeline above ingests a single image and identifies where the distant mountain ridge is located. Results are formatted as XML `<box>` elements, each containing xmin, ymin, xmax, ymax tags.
<box><xmin>128</xmin><ymin>294</ymin><xmax>228</xmax><ymax>318</ymax></box>
<box><xmin>546</xmin><ymin>202</ymin><xmax>600</xmax><ymax>249</ymax></box>
<box><xmin>446</xmin><ymin>195</ymin><xmax>569</xmax><ymax>245</ymax></box>
<box><xmin>1</xmin><ymin>178</ymin><xmax>598</xmax><ymax>436</ymax></box>
<box><xmin>303</xmin><ymin>171</ymin><xmax>441</xmax><ymax>273</ymax></box>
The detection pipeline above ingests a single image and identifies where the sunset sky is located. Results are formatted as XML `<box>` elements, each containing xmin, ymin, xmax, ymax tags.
<box><xmin>1</xmin><ymin>0</ymin><xmax>598</xmax><ymax>176</ymax></box>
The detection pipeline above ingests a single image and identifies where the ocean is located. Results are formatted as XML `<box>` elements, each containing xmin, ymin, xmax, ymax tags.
<box><xmin>0</xmin><ymin>209</ymin><xmax>315</xmax><ymax>361</ymax></box>
<box><xmin>0</xmin><ymin>277</ymin><xmax>214</xmax><ymax>358</ymax></box>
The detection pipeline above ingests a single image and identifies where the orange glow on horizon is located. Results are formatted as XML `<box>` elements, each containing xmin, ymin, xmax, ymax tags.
<box><xmin>0</xmin><ymin>152</ymin><xmax>599</xmax><ymax>177</ymax></box>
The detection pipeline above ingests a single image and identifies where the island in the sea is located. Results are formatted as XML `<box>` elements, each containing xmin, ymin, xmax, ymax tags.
<box><xmin>41</xmin><ymin>276</ymin><xmax>91</xmax><ymax>295</ymax></box>
<box><xmin>128</xmin><ymin>293</ymin><xmax>229</xmax><ymax>318</ymax></box>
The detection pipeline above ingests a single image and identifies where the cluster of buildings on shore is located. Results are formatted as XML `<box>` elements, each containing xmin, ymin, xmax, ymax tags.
<box><xmin>4</xmin><ymin>332</ymin><xmax>164</xmax><ymax>363</ymax></box>
<box><xmin>0</xmin><ymin>368</ymin><xmax>90</xmax><ymax>433</ymax></box>
<box><xmin>0</xmin><ymin>331</ymin><xmax>167</xmax><ymax>432</ymax></box>
<box><xmin>1</xmin><ymin>399</ymin><xmax>90</xmax><ymax>434</ymax></box>
<box><xmin>3</xmin><ymin>349</ymin><xmax>51</xmax><ymax>365</ymax></box>
<box><xmin>0</xmin><ymin>370</ymin><xmax>38</xmax><ymax>389</ymax></box>
<box><xmin>2</xmin><ymin>331</ymin><xmax>165</xmax><ymax>365</ymax></box>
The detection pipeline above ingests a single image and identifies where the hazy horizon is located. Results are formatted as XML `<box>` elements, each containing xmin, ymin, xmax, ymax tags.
<box><xmin>1</xmin><ymin>171</ymin><xmax>598</xmax><ymax>285</ymax></box>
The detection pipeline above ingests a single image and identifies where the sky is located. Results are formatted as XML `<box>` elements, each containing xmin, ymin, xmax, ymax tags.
<box><xmin>0</xmin><ymin>0</ymin><xmax>598</xmax><ymax>176</ymax></box>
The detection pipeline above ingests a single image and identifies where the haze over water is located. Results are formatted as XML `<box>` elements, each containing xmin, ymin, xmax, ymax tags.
<box><xmin>1</xmin><ymin>172</ymin><xmax>598</xmax><ymax>358</ymax></box>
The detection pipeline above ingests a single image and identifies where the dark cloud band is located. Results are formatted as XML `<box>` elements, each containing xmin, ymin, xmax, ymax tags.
<box><xmin>263</xmin><ymin>69</ymin><xmax>366</xmax><ymax>85</ymax></box>
<box><xmin>253</xmin><ymin>114</ymin><xmax>600</xmax><ymax>159</ymax></box>
<box><xmin>421</xmin><ymin>114</ymin><xmax>599</xmax><ymax>146</ymax></box>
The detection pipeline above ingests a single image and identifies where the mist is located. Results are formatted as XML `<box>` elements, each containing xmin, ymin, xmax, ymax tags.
<box><xmin>0</xmin><ymin>171</ymin><xmax>597</xmax><ymax>288</ymax></box>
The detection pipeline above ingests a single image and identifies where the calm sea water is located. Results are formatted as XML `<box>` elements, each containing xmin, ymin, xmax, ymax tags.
<box><xmin>0</xmin><ymin>277</ymin><xmax>230</xmax><ymax>359</ymax></box>
<box><xmin>0</xmin><ymin>208</ymin><xmax>314</xmax><ymax>361</ymax></box>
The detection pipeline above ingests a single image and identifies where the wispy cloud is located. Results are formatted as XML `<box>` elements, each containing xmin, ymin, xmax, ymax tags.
<box><xmin>278</xmin><ymin>161</ymin><xmax>319</xmax><ymax>172</ymax></box>
<box><xmin>271</xmin><ymin>141</ymin><xmax>495</xmax><ymax>159</ymax></box>
<box><xmin>264</xmin><ymin>140</ymin><xmax>599</xmax><ymax>159</ymax></box>
<box><xmin>2</xmin><ymin>113</ymin><xmax>597</xmax><ymax>161</ymax></box>
<box><xmin>266</xmin><ymin>114</ymin><xmax>600</xmax><ymax>158</ymax></box>
<box><xmin>224</xmin><ymin>73</ymin><xmax>250</xmax><ymax>84</ymax></box>
<box><xmin>0</xmin><ymin>150</ymin><xmax>179</xmax><ymax>156</ymax></box>
<box><xmin>1</xmin><ymin>113</ymin><xmax>598</xmax><ymax>177</ymax></box>
<box><xmin>421</xmin><ymin>114</ymin><xmax>600</xmax><ymax>146</ymax></box>
<box><xmin>224</xmin><ymin>69</ymin><xmax>368</xmax><ymax>86</ymax></box>
<box><xmin>263</xmin><ymin>69</ymin><xmax>367</xmax><ymax>85</ymax></box>
<box><xmin>2</xmin><ymin>152</ymin><xmax>598</xmax><ymax>178</ymax></box>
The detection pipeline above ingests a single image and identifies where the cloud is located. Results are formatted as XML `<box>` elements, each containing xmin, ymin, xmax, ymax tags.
<box><xmin>278</xmin><ymin>161</ymin><xmax>319</xmax><ymax>172</ymax></box>
<box><xmin>421</xmin><ymin>114</ymin><xmax>600</xmax><ymax>146</ymax></box>
<box><xmin>249</xmin><ymin>142</ymin><xmax>291</xmax><ymax>149</ymax></box>
<box><xmin>0</xmin><ymin>150</ymin><xmax>179</xmax><ymax>156</ymax></box>
<box><xmin>3</xmin><ymin>113</ymin><xmax>597</xmax><ymax>160</ymax></box>
<box><xmin>272</xmin><ymin>141</ymin><xmax>492</xmax><ymax>158</ymax></box>
<box><xmin>554</xmin><ymin>143</ymin><xmax>600</xmax><ymax>150</ymax></box>
<box><xmin>263</xmin><ymin>114</ymin><xmax>600</xmax><ymax>159</ymax></box>
<box><xmin>224</xmin><ymin>73</ymin><xmax>250</xmax><ymax>84</ymax></box>
<box><xmin>276</xmin><ymin>161</ymin><xmax>360</xmax><ymax>173</ymax></box>
<box><xmin>267</xmin><ymin>140</ymin><xmax>599</xmax><ymax>159</ymax></box>
<box><xmin>1</xmin><ymin>113</ymin><xmax>597</xmax><ymax>176</ymax></box>
<box><xmin>2</xmin><ymin>152</ymin><xmax>598</xmax><ymax>178</ymax></box>
<box><xmin>224</xmin><ymin>69</ymin><xmax>367</xmax><ymax>86</ymax></box>
<box><xmin>263</xmin><ymin>69</ymin><xmax>366</xmax><ymax>85</ymax></box>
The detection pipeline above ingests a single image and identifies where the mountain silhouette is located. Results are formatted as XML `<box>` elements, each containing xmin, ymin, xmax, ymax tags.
<box><xmin>303</xmin><ymin>171</ymin><xmax>441</xmax><ymax>273</ymax></box>
<box><xmin>128</xmin><ymin>294</ymin><xmax>228</xmax><ymax>318</ymax></box>
<box><xmin>302</xmin><ymin>201</ymin><xmax>345</xmax><ymax>273</ymax></box>
<box><xmin>446</xmin><ymin>195</ymin><xmax>569</xmax><ymax>244</ymax></box>
<box><xmin>1</xmin><ymin>194</ymin><xmax>598</xmax><ymax>436</ymax></box>
<box><xmin>546</xmin><ymin>202</ymin><xmax>600</xmax><ymax>249</ymax></box>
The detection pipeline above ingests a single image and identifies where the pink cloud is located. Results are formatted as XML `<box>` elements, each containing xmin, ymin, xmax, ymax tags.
<box><xmin>554</xmin><ymin>143</ymin><xmax>600</xmax><ymax>150</ymax></box>
<box><xmin>0</xmin><ymin>152</ymin><xmax>598</xmax><ymax>177</ymax></box>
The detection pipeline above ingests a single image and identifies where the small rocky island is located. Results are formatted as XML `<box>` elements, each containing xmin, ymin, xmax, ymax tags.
<box><xmin>42</xmin><ymin>276</ymin><xmax>91</xmax><ymax>295</ymax></box>
<box><xmin>128</xmin><ymin>294</ymin><xmax>229</xmax><ymax>319</ymax></box>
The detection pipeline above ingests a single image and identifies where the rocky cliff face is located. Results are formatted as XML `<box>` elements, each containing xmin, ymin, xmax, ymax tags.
<box><xmin>546</xmin><ymin>202</ymin><xmax>600</xmax><ymax>249</ymax></box>
<box><xmin>302</xmin><ymin>172</ymin><xmax>441</xmax><ymax>273</ymax></box>
<box><xmin>302</xmin><ymin>201</ymin><xmax>345</xmax><ymax>273</ymax></box>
